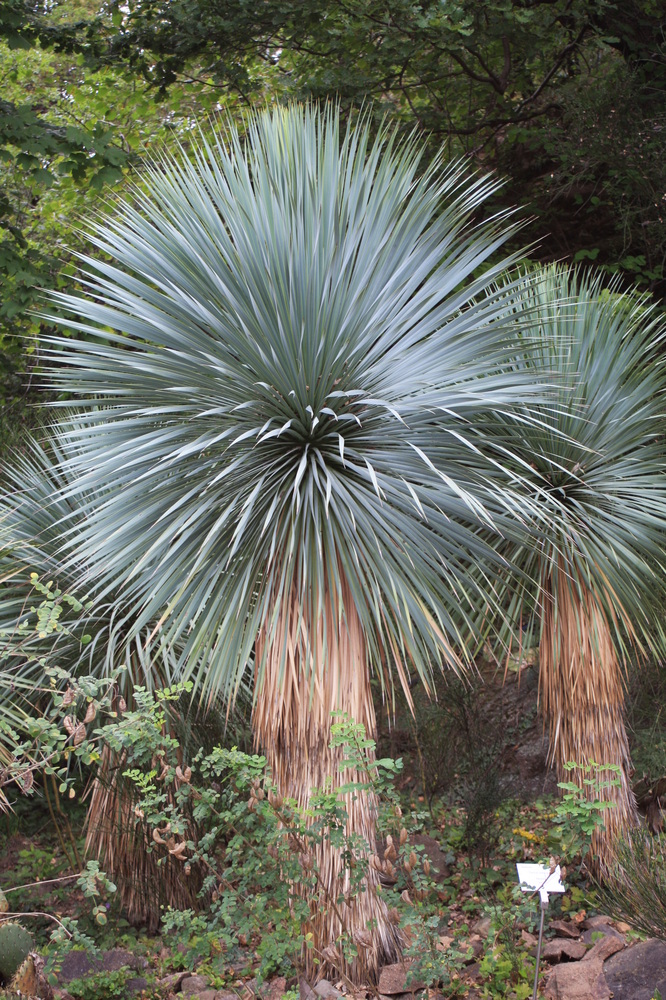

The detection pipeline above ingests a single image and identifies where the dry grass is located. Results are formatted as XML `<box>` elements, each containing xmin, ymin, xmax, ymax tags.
<box><xmin>254</xmin><ymin>570</ymin><xmax>402</xmax><ymax>983</ymax></box>
<box><xmin>540</xmin><ymin>562</ymin><xmax>640</xmax><ymax>864</ymax></box>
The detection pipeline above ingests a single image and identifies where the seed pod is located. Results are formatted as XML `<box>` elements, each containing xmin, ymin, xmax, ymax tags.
<box><xmin>134</xmin><ymin>805</ymin><xmax>145</xmax><ymax>820</ymax></box>
<box><xmin>409</xmin><ymin>851</ymin><xmax>418</xmax><ymax>868</ymax></box>
<box><xmin>255</xmin><ymin>787</ymin><xmax>265</xmax><ymax>800</ymax></box>
<box><xmin>370</xmin><ymin>854</ymin><xmax>382</xmax><ymax>872</ymax></box>
<box><xmin>300</xmin><ymin>853</ymin><xmax>314</xmax><ymax>871</ymax></box>
<box><xmin>395</xmin><ymin>805</ymin><xmax>402</xmax><ymax>818</ymax></box>
<box><xmin>401</xmin><ymin>889</ymin><xmax>412</xmax><ymax>905</ymax></box>
<box><xmin>399</xmin><ymin>827</ymin><xmax>408</xmax><ymax>846</ymax></box>
<box><xmin>423</xmin><ymin>859</ymin><xmax>431</xmax><ymax>875</ymax></box>
<box><xmin>73</xmin><ymin>722</ymin><xmax>87</xmax><ymax>746</ymax></box>
<box><xmin>18</xmin><ymin>769</ymin><xmax>34</xmax><ymax>793</ymax></box>
<box><xmin>322</xmin><ymin>945</ymin><xmax>339</xmax><ymax>966</ymax></box>
<box><xmin>152</xmin><ymin>828</ymin><xmax>165</xmax><ymax>845</ymax></box>
<box><xmin>118</xmin><ymin>696</ymin><xmax>127</xmax><ymax>714</ymax></box>
<box><xmin>176</xmin><ymin>765</ymin><xmax>192</xmax><ymax>783</ymax></box>
<box><xmin>247</xmin><ymin>798</ymin><xmax>256</xmax><ymax>812</ymax></box>
<box><xmin>353</xmin><ymin>928</ymin><xmax>372</xmax><ymax>949</ymax></box>
<box><xmin>62</xmin><ymin>687</ymin><xmax>76</xmax><ymax>707</ymax></box>
<box><xmin>169</xmin><ymin>841</ymin><xmax>187</xmax><ymax>859</ymax></box>
<box><xmin>383</xmin><ymin>860</ymin><xmax>396</xmax><ymax>879</ymax></box>
<box><xmin>63</xmin><ymin>716</ymin><xmax>75</xmax><ymax>735</ymax></box>
<box><xmin>83</xmin><ymin>701</ymin><xmax>96</xmax><ymax>724</ymax></box>
<box><xmin>403</xmin><ymin>860</ymin><xmax>412</xmax><ymax>875</ymax></box>
<box><xmin>268</xmin><ymin>789</ymin><xmax>283</xmax><ymax>809</ymax></box>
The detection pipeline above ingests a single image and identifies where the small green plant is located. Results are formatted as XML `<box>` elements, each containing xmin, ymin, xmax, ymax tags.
<box><xmin>550</xmin><ymin>761</ymin><xmax>620</xmax><ymax>865</ymax></box>
<box><xmin>67</xmin><ymin>968</ymin><xmax>135</xmax><ymax>1000</ymax></box>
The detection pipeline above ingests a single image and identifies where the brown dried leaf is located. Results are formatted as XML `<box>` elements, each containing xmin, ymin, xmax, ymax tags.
<box><xmin>62</xmin><ymin>687</ymin><xmax>76</xmax><ymax>707</ymax></box>
<box><xmin>83</xmin><ymin>702</ymin><xmax>97</xmax><ymax>725</ymax></box>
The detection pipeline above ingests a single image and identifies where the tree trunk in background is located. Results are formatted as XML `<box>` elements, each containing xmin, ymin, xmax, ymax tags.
<box><xmin>540</xmin><ymin>565</ymin><xmax>640</xmax><ymax>868</ymax></box>
<box><xmin>86</xmin><ymin>746</ymin><xmax>202</xmax><ymax>930</ymax></box>
<box><xmin>253</xmin><ymin>572</ymin><xmax>401</xmax><ymax>984</ymax></box>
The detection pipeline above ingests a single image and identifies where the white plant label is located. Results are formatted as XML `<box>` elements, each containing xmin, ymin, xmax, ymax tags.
<box><xmin>516</xmin><ymin>862</ymin><xmax>566</xmax><ymax>905</ymax></box>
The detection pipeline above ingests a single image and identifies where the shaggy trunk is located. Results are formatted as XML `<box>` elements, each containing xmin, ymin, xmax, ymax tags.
<box><xmin>540</xmin><ymin>565</ymin><xmax>640</xmax><ymax>868</ymax></box>
<box><xmin>253</xmin><ymin>573</ymin><xmax>401</xmax><ymax>984</ymax></box>
<box><xmin>86</xmin><ymin>745</ymin><xmax>201</xmax><ymax>930</ymax></box>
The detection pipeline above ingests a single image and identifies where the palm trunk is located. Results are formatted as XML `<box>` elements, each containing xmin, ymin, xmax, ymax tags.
<box><xmin>540</xmin><ymin>564</ymin><xmax>639</xmax><ymax>867</ymax></box>
<box><xmin>253</xmin><ymin>572</ymin><xmax>401</xmax><ymax>984</ymax></box>
<box><xmin>85</xmin><ymin>745</ymin><xmax>202</xmax><ymax>930</ymax></box>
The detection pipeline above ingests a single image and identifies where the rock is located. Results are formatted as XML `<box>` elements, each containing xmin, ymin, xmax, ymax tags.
<box><xmin>125</xmin><ymin>978</ymin><xmax>148</xmax><ymax>994</ymax></box>
<box><xmin>215</xmin><ymin>993</ymin><xmax>239</xmax><ymax>1000</ymax></box>
<box><xmin>542</xmin><ymin>939</ymin><xmax>587</xmax><ymax>963</ymax></box>
<box><xmin>194</xmin><ymin>992</ymin><xmax>218</xmax><ymax>1000</ymax></box>
<box><xmin>410</xmin><ymin>834</ymin><xmax>451</xmax><ymax>882</ymax></box>
<box><xmin>264</xmin><ymin>977</ymin><xmax>287</xmax><ymax>1000</ymax></box>
<box><xmin>581</xmin><ymin>915</ymin><xmax>613</xmax><ymax>931</ymax></box>
<box><xmin>159</xmin><ymin>972</ymin><xmax>190</xmax><ymax>992</ymax></box>
<box><xmin>472</xmin><ymin>916</ymin><xmax>492</xmax><ymax>938</ymax></box>
<box><xmin>614</xmin><ymin>921</ymin><xmax>632</xmax><ymax>934</ymax></box>
<box><xmin>583</xmin><ymin>933</ymin><xmax>624</xmax><ymax>963</ymax></box>
<box><xmin>57</xmin><ymin>948</ymin><xmax>147</xmax><ymax>984</ymax></box>
<box><xmin>314</xmin><ymin>981</ymin><xmax>341</xmax><ymax>999</ymax></box>
<box><xmin>582</xmin><ymin>924</ymin><xmax>623</xmax><ymax>947</ymax></box>
<box><xmin>378</xmin><ymin>962</ymin><xmax>425</xmax><ymax>994</ymax></box>
<box><xmin>551</xmin><ymin>919</ymin><xmax>581</xmax><ymax>939</ymax></box>
<box><xmin>300</xmin><ymin>978</ymin><xmax>316</xmax><ymax>1000</ymax></box>
<box><xmin>544</xmin><ymin>957</ymin><xmax>610</xmax><ymax>1000</ymax></box>
<box><xmin>604</xmin><ymin>938</ymin><xmax>666</xmax><ymax>1000</ymax></box>
<box><xmin>521</xmin><ymin>930</ymin><xmax>537</xmax><ymax>947</ymax></box>
<box><xmin>436</xmin><ymin>935</ymin><xmax>454</xmax><ymax>952</ymax></box>
<box><xmin>182</xmin><ymin>976</ymin><xmax>212</xmax><ymax>996</ymax></box>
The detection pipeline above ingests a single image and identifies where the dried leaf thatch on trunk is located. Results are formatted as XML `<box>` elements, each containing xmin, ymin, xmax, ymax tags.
<box><xmin>541</xmin><ymin>563</ymin><xmax>640</xmax><ymax>864</ymax></box>
<box><xmin>254</xmin><ymin>572</ymin><xmax>401</xmax><ymax>982</ymax></box>
<box><xmin>86</xmin><ymin>745</ymin><xmax>201</xmax><ymax>931</ymax></box>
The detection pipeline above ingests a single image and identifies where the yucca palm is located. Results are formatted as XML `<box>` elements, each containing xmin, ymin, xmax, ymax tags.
<box><xmin>482</xmin><ymin>265</ymin><xmax>666</xmax><ymax>860</ymax></box>
<box><xmin>40</xmin><ymin>105</ymin><xmax>552</xmax><ymax>979</ymax></box>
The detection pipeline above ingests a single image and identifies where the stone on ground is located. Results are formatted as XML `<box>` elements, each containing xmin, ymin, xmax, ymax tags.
<box><xmin>604</xmin><ymin>938</ymin><xmax>666</xmax><ymax>1000</ymax></box>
